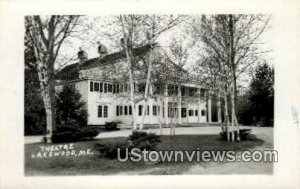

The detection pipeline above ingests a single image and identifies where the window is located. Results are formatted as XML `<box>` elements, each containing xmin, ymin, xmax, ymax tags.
<box><xmin>201</xmin><ymin>110</ymin><xmax>206</xmax><ymax>116</ymax></box>
<box><xmin>119</xmin><ymin>106</ymin><xmax>123</xmax><ymax>116</ymax></box>
<box><xmin>124</xmin><ymin>84</ymin><xmax>128</xmax><ymax>92</ymax></box>
<box><xmin>116</xmin><ymin>106</ymin><xmax>119</xmax><ymax>116</ymax></box>
<box><xmin>129</xmin><ymin>105</ymin><xmax>132</xmax><ymax>115</ymax></box>
<box><xmin>94</xmin><ymin>82</ymin><xmax>100</xmax><ymax>91</ymax></box>
<box><xmin>181</xmin><ymin>86</ymin><xmax>185</xmax><ymax>96</ymax></box>
<box><xmin>168</xmin><ymin>85</ymin><xmax>175</xmax><ymax>95</ymax></box>
<box><xmin>100</xmin><ymin>83</ymin><xmax>103</xmax><ymax>92</ymax></box>
<box><xmin>120</xmin><ymin>84</ymin><xmax>123</xmax><ymax>93</ymax></box>
<box><xmin>108</xmin><ymin>84</ymin><xmax>112</xmax><ymax>93</ymax></box>
<box><xmin>189</xmin><ymin>109</ymin><xmax>194</xmax><ymax>116</ymax></box>
<box><xmin>153</xmin><ymin>106</ymin><xmax>157</xmax><ymax>116</ymax></box>
<box><xmin>163</xmin><ymin>107</ymin><xmax>165</xmax><ymax>117</ymax></box>
<box><xmin>113</xmin><ymin>85</ymin><xmax>116</xmax><ymax>94</ymax></box>
<box><xmin>104</xmin><ymin>106</ymin><xmax>108</xmax><ymax>117</ymax></box>
<box><xmin>104</xmin><ymin>83</ymin><xmax>107</xmax><ymax>93</ymax></box>
<box><xmin>138</xmin><ymin>105</ymin><xmax>143</xmax><ymax>116</ymax></box>
<box><xmin>200</xmin><ymin>89</ymin><xmax>206</xmax><ymax>97</ymax></box>
<box><xmin>98</xmin><ymin>106</ymin><xmax>102</xmax><ymax>117</ymax></box>
<box><xmin>116</xmin><ymin>84</ymin><xmax>120</xmax><ymax>93</ymax></box>
<box><xmin>189</xmin><ymin>87</ymin><xmax>197</xmax><ymax>97</ymax></box>
<box><xmin>124</xmin><ymin>106</ymin><xmax>128</xmax><ymax>115</ymax></box>
<box><xmin>138</xmin><ymin>83</ymin><xmax>145</xmax><ymax>93</ymax></box>
<box><xmin>181</xmin><ymin>108</ymin><xmax>187</xmax><ymax>118</ymax></box>
<box><xmin>147</xmin><ymin>105</ymin><xmax>150</xmax><ymax>115</ymax></box>
<box><xmin>90</xmin><ymin>81</ymin><xmax>94</xmax><ymax>92</ymax></box>
<box><xmin>195</xmin><ymin>110</ymin><xmax>198</xmax><ymax>116</ymax></box>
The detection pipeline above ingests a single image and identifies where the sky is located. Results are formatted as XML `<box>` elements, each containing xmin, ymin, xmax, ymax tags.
<box><xmin>55</xmin><ymin>15</ymin><xmax>273</xmax><ymax>89</ymax></box>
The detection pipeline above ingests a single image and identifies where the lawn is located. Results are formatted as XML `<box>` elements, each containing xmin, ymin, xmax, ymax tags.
<box><xmin>25</xmin><ymin>134</ymin><xmax>266</xmax><ymax>176</ymax></box>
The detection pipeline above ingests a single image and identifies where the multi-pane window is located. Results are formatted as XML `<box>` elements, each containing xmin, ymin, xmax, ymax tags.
<box><xmin>153</xmin><ymin>106</ymin><xmax>157</xmax><ymax>116</ymax></box>
<box><xmin>138</xmin><ymin>105</ymin><xmax>143</xmax><ymax>116</ymax></box>
<box><xmin>116</xmin><ymin>84</ymin><xmax>120</xmax><ymax>93</ymax></box>
<box><xmin>98</xmin><ymin>105</ymin><xmax>108</xmax><ymax>117</ymax></box>
<box><xmin>113</xmin><ymin>85</ymin><xmax>116</xmax><ymax>93</ymax></box>
<box><xmin>108</xmin><ymin>84</ymin><xmax>112</xmax><ymax>93</ymax></box>
<box><xmin>98</xmin><ymin>106</ymin><xmax>102</xmax><ymax>117</ymax></box>
<box><xmin>181</xmin><ymin>108</ymin><xmax>187</xmax><ymax>118</ymax></box>
<box><xmin>104</xmin><ymin>83</ymin><xmax>107</xmax><ymax>93</ymax></box>
<box><xmin>189</xmin><ymin>109</ymin><xmax>194</xmax><ymax>116</ymax></box>
<box><xmin>90</xmin><ymin>81</ymin><xmax>94</xmax><ymax>92</ymax></box>
<box><xmin>181</xmin><ymin>86</ymin><xmax>185</xmax><ymax>96</ymax></box>
<box><xmin>124</xmin><ymin>106</ymin><xmax>128</xmax><ymax>115</ymax></box>
<box><xmin>201</xmin><ymin>110</ymin><xmax>206</xmax><ymax>116</ymax></box>
<box><xmin>103</xmin><ymin>106</ymin><xmax>108</xmax><ymax>117</ymax></box>
<box><xmin>200</xmin><ymin>89</ymin><xmax>206</xmax><ymax>97</ymax></box>
<box><xmin>120</xmin><ymin>84</ymin><xmax>123</xmax><ymax>93</ymax></box>
<box><xmin>119</xmin><ymin>106</ymin><xmax>123</xmax><ymax>116</ymax></box>
<box><xmin>100</xmin><ymin>83</ymin><xmax>103</xmax><ymax>92</ymax></box>
<box><xmin>195</xmin><ymin>110</ymin><xmax>198</xmax><ymax>116</ymax></box>
<box><xmin>129</xmin><ymin>105</ymin><xmax>132</xmax><ymax>115</ymax></box>
<box><xmin>116</xmin><ymin>105</ymin><xmax>119</xmax><ymax>116</ymax></box>
<box><xmin>189</xmin><ymin>87</ymin><xmax>197</xmax><ymax>97</ymax></box>
<box><xmin>147</xmin><ymin>106</ymin><xmax>150</xmax><ymax>115</ymax></box>
<box><xmin>94</xmin><ymin>82</ymin><xmax>100</xmax><ymax>91</ymax></box>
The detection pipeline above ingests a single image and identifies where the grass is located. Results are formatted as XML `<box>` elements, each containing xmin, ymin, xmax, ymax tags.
<box><xmin>25</xmin><ymin>134</ymin><xmax>266</xmax><ymax>176</ymax></box>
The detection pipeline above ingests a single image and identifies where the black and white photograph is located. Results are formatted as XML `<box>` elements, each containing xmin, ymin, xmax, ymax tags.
<box><xmin>0</xmin><ymin>0</ymin><xmax>300</xmax><ymax>189</ymax></box>
<box><xmin>24</xmin><ymin>14</ymin><xmax>275</xmax><ymax>175</ymax></box>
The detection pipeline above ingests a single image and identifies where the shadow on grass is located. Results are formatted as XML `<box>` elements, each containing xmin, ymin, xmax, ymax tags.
<box><xmin>25</xmin><ymin>134</ymin><xmax>266</xmax><ymax>176</ymax></box>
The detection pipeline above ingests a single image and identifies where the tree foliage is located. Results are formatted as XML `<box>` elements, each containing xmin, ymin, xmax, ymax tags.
<box><xmin>56</xmin><ymin>85</ymin><xmax>88</xmax><ymax>126</ymax></box>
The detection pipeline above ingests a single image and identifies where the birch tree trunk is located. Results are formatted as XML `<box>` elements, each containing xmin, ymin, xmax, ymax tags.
<box><xmin>178</xmin><ymin>85</ymin><xmax>182</xmax><ymax>125</ymax></box>
<box><xmin>164</xmin><ymin>84</ymin><xmax>169</xmax><ymax>127</ymax></box>
<box><xmin>224</xmin><ymin>93</ymin><xmax>230</xmax><ymax>142</ymax></box>
<box><xmin>119</xmin><ymin>15</ymin><xmax>137</xmax><ymax>131</ymax></box>
<box><xmin>158</xmin><ymin>97</ymin><xmax>163</xmax><ymax>135</ymax></box>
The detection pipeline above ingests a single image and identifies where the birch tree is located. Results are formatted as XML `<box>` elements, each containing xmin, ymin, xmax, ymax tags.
<box><xmin>192</xmin><ymin>14</ymin><xmax>270</xmax><ymax>141</ymax></box>
<box><xmin>25</xmin><ymin>16</ymin><xmax>79</xmax><ymax>142</ymax></box>
<box><xmin>118</xmin><ymin>15</ymin><xmax>184</xmax><ymax>131</ymax></box>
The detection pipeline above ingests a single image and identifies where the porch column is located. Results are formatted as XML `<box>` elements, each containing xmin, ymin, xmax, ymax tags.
<box><xmin>208</xmin><ymin>93</ymin><xmax>212</xmax><ymax>123</ymax></box>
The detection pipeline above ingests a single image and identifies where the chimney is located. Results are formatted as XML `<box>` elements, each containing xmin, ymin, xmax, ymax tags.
<box><xmin>78</xmin><ymin>47</ymin><xmax>88</xmax><ymax>63</ymax></box>
<box><xmin>97</xmin><ymin>41</ymin><xmax>108</xmax><ymax>58</ymax></box>
<box><xmin>120</xmin><ymin>38</ymin><xmax>125</xmax><ymax>48</ymax></box>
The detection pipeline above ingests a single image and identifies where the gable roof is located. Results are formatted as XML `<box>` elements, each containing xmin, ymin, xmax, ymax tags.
<box><xmin>55</xmin><ymin>44</ymin><xmax>153</xmax><ymax>81</ymax></box>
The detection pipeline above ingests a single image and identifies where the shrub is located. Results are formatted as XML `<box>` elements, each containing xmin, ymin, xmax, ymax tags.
<box><xmin>51</xmin><ymin>125</ymin><xmax>100</xmax><ymax>143</ymax></box>
<box><xmin>95</xmin><ymin>131</ymin><xmax>161</xmax><ymax>159</ymax></box>
<box><xmin>219</xmin><ymin>129</ymin><xmax>252</xmax><ymax>141</ymax></box>
<box><xmin>128</xmin><ymin>131</ymin><xmax>161</xmax><ymax>151</ymax></box>
<box><xmin>95</xmin><ymin>141</ymin><xmax>129</xmax><ymax>159</ymax></box>
<box><xmin>105</xmin><ymin>122</ymin><xmax>119</xmax><ymax>131</ymax></box>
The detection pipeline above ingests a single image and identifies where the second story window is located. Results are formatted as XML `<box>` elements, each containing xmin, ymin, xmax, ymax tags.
<box><xmin>104</xmin><ymin>83</ymin><xmax>107</xmax><ymax>93</ymax></box>
<box><xmin>90</xmin><ymin>81</ymin><xmax>94</xmax><ymax>92</ymax></box>
<box><xmin>94</xmin><ymin>82</ymin><xmax>100</xmax><ymax>92</ymax></box>
<box><xmin>108</xmin><ymin>84</ymin><xmax>112</xmax><ymax>93</ymax></box>
<box><xmin>100</xmin><ymin>83</ymin><xmax>103</xmax><ymax>92</ymax></box>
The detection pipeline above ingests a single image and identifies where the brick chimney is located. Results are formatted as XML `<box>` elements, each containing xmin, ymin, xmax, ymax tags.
<box><xmin>77</xmin><ymin>47</ymin><xmax>88</xmax><ymax>63</ymax></box>
<box><xmin>97</xmin><ymin>41</ymin><xmax>108</xmax><ymax>58</ymax></box>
